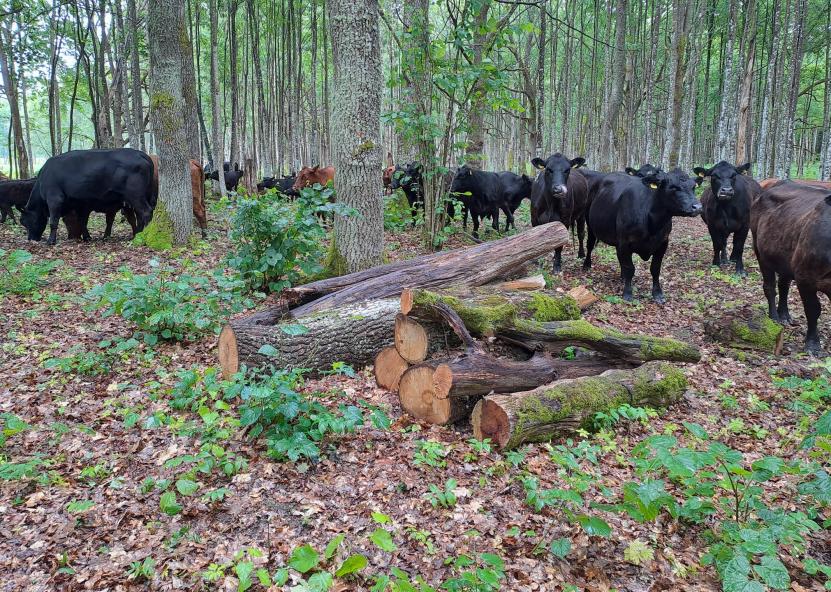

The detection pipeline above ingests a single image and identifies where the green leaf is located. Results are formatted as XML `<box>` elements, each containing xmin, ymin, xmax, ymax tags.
<box><xmin>257</xmin><ymin>344</ymin><xmax>279</xmax><ymax>356</ymax></box>
<box><xmin>66</xmin><ymin>500</ymin><xmax>94</xmax><ymax>514</ymax></box>
<box><xmin>175</xmin><ymin>478</ymin><xmax>199</xmax><ymax>496</ymax></box>
<box><xmin>288</xmin><ymin>544</ymin><xmax>319</xmax><ymax>574</ymax></box>
<box><xmin>325</xmin><ymin>533</ymin><xmax>345</xmax><ymax>560</ymax></box>
<box><xmin>279</xmin><ymin>323</ymin><xmax>309</xmax><ymax>336</ymax></box>
<box><xmin>371</xmin><ymin>511</ymin><xmax>391</xmax><ymax>524</ymax></box>
<box><xmin>335</xmin><ymin>554</ymin><xmax>368</xmax><ymax>577</ymax></box>
<box><xmin>753</xmin><ymin>555</ymin><xmax>790</xmax><ymax>590</ymax></box>
<box><xmin>369</xmin><ymin>527</ymin><xmax>397</xmax><ymax>552</ymax></box>
<box><xmin>576</xmin><ymin>515</ymin><xmax>612</xmax><ymax>537</ymax></box>
<box><xmin>549</xmin><ymin>537</ymin><xmax>571</xmax><ymax>558</ymax></box>
<box><xmin>306</xmin><ymin>572</ymin><xmax>334</xmax><ymax>592</ymax></box>
<box><xmin>683</xmin><ymin>421</ymin><xmax>709</xmax><ymax>439</ymax></box>
<box><xmin>255</xmin><ymin>568</ymin><xmax>271</xmax><ymax>586</ymax></box>
<box><xmin>160</xmin><ymin>491</ymin><xmax>182</xmax><ymax>516</ymax></box>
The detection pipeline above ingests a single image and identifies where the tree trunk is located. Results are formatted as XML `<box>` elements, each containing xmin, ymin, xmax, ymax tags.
<box><xmin>472</xmin><ymin>362</ymin><xmax>688</xmax><ymax>448</ymax></box>
<box><xmin>148</xmin><ymin>0</ymin><xmax>194</xmax><ymax>244</ymax></box>
<box><xmin>209</xmin><ymin>0</ymin><xmax>227</xmax><ymax>197</ymax></box>
<box><xmin>0</xmin><ymin>26</ymin><xmax>30</xmax><ymax>178</ymax></box>
<box><xmin>715</xmin><ymin>0</ymin><xmax>738</xmax><ymax>161</ymax></box>
<box><xmin>127</xmin><ymin>0</ymin><xmax>145</xmax><ymax>151</ymax></box>
<box><xmin>776</xmin><ymin>0</ymin><xmax>807</xmax><ymax>179</ymax></box>
<box><xmin>327</xmin><ymin>0</ymin><xmax>384</xmax><ymax>273</ymax></box>
<box><xmin>181</xmin><ymin>0</ymin><xmax>201</xmax><ymax>159</ymax></box>
<box><xmin>599</xmin><ymin>0</ymin><xmax>627</xmax><ymax>170</ymax></box>
<box><xmin>735</xmin><ymin>0</ymin><xmax>757</xmax><ymax>166</ymax></box>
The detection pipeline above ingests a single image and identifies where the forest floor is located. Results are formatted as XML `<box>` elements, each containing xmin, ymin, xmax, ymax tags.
<box><xmin>0</xmin><ymin>199</ymin><xmax>829</xmax><ymax>592</ymax></box>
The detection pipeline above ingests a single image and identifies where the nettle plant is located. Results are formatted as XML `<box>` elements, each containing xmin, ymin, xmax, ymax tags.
<box><xmin>87</xmin><ymin>260</ymin><xmax>250</xmax><ymax>344</ymax></box>
<box><xmin>607</xmin><ymin>422</ymin><xmax>829</xmax><ymax>591</ymax></box>
<box><xmin>227</xmin><ymin>185</ymin><xmax>354</xmax><ymax>293</ymax></box>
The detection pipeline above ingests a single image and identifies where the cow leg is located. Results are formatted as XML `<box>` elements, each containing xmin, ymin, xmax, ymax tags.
<box><xmin>122</xmin><ymin>207</ymin><xmax>138</xmax><ymax>237</ymax></box>
<box><xmin>104</xmin><ymin>210</ymin><xmax>115</xmax><ymax>238</ymax></box>
<box><xmin>462</xmin><ymin>205</ymin><xmax>469</xmax><ymax>229</ymax></box>
<box><xmin>0</xmin><ymin>206</ymin><xmax>9</xmax><ymax>223</ymax></box>
<box><xmin>491</xmin><ymin>209</ymin><xmax>500</xmax><ymax>232</ymax></box>
<box><xmin>797</xmin><ymin>282</ymin><xmax>822</xmax><ymax>355</ymax></box>
<box><xmin>582</xmin><ymin>226</ymin><xmax>597</xmax><ymax>271</ymax></box>
<box><xmin>731</xmin><ymin>228</ymin><xmax>749</xmax><ymax>277</ymax></box>
<box><xmin>776</xmin><ymin>275</ymin><xmax>793</xmax><ymax>324</ymax></box>
<box><xmin>471</xmin><ymin>213</ymin><xmax>480</xmax><ymax>239</ymax></box>
<box><xmin>616</xmin><ymin>248</ymin><xmax>636</xmax><ymax>302</ymax></box>
<box><xmin>760</xmin><ymin>265</ymin><xmax>779</xmax><ymax>322</ymax></box>
<box><xmin>576</xmin><ymin>214</ymin><xmax>586</xmax><ymax>259</ymax></box>
<box><xmin>47</xmin><ymin>210</ymin><xmax>62</xmax><ymax>245</ymax></box>
<box><xmin>500</xmin><ymin>205</ymin><xmax>514</xmax><ymax>232</ymax></box>
<box><xmin>710</xmin><ymin>231</ymin><xmax>724</xmax><ymax>266</ymax></box>
<box><xmin>552</xmin><ymin>247</ymin><xmax>563</xmax><ymax>274</ymax></box>
<box><xmin>650</xmin><ymin>240</ymin><xmax>669</xmax><ymax>304</ymax></box>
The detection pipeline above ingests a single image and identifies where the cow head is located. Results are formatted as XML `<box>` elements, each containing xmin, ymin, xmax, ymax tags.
<box><xmin>644</xmin><ymin>168</ymin><xmax>701</xmax><ymax>216</ymax></box>
<box><xmin>625</xmin><ymin>163</ymin><xmax>661</xmax><ymax>178</ymax></box>
<box><xmin>449</xmin><ymin>165</ymin><xmax>475</xmax><ymax>195</ymax></box>
<box><xmin>21</xmin><ymin>206</ymin><xmax>47</xmax><ymax>241</ymax></box>
<box><xmin>257</xmin><ymin>176</ymin><xmax>275</xmax><ymax>191</ymax></box>
<box><xmin>391</xmin><ymin>163</ymin><xmax>422</xmax><ymax>191</ymax></box>
<box><xmin>693</xmin><ymin>161</ymin><xmax>751</xmax><ymax>201</ymax></box>
<box><xmin>531</xmin><ymin>153</ymin><xmax>585</xmax><ymax>198</ymax></box>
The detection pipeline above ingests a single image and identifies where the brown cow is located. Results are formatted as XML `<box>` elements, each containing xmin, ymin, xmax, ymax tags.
<box><xmin>759</xmin><ymin>178</ymin><xmax>831</xmax><ymax>191</ymax></box>
<box><xmin>382</xmin><ymin>165</ymin><xmax>395</xmax><ymax>195</ymax></box>
<box><xmin>292</xmin><ymin>165</ymin><xmax>335</xmax><ymax>192</ymax></box>
<box><xmin>751</xmin><ymin>180</ymin><xmax>831</xmax><ymax>354</ymax></box>
<box><xmin>150</xmin><ymin>155</ymin><xmax>208</xmax><ymax>238</ymax></box>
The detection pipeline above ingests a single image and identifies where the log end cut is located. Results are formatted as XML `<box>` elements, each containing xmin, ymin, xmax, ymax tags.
<box><xmin>471</xmin><ymin>399</ymin><xmax>511</xmax><ymax>447</ymax></box>
<box><xmin>374</xmin><ymin>346</ymin><xmax>410</xmax><ymax>391</ymax></box>
<box><xmin>394</xmin><ymin>313</ymin><xmax>430</xmax><ymax>363</ymax></box>
<box><xmin>399</xmin><ymin>366</ymin><xmax>451</xmax><ymax>424</ymax></box>
<box><xmin>218</xmin><ymin>325</ymin><xmax>239</xmax><ymax>379</ymax></box>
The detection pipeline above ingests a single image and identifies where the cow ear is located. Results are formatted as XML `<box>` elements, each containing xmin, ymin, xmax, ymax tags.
<box><xmin>693</xmin><ymin>167</ymin><xmax>708</xmax><ymax>179</ymax></box>
<box><xmin>625</xmin><ymin>167</ymin><xmax>637</xmax><ymax>176</ymax></box>
<box><xmin>642</xmin><ymin>174</ymin><xmax>661</xmax><ymax>190</ymax></box>
<box><xmin>736</xmin><ymin>162</ymin><xmax>751</xmax><ymax>175</ymax></box>
<box><xmin>570</xmin><ymin>157</ymin><xmax>586</xmax><ymax>169</ymax></box>
<box><xmin>531</xmin><ymin>158</ymin><xmax>546</xmax><ymax>170</ymax></box>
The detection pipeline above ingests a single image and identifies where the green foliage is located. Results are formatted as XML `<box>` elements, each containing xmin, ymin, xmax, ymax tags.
<box><xmin>0</xmin><ymin>249</ymin><xmax>60</xmax><ymax>296</ymax></box>
<box><xmin>43</xmin><ymin>338</ymin><xmax>140</xmax><ymax>376</ymax></box>
<box><xmin>227</xmin><ymin>186</ymin><xmax>352</xmax><ymax>293</ymax></box>
<box><xmin>0</xmin><ymin>413</ymin><xmax>30</xmax><ymax>448</ymax></box>
<box><xmin>425</xmin><ymin>478</ymin><xmax>458</xmax><ymax>508</ymax></box>
<box><xmin>87</xmin><ymin>260</ymin><xmax>250</xmax><ymax>343</ymax></box>
<box><xmin>592</xmin><ymin>404</ymin><xmax>658</xmax><ymax>430</ymax></box>
<box><xmin>127</xmin><ymin>557</ymin><xmax>156</xmax><ymax>582</ymax></box>
<box><xmin>413</xmin><ymin>439</ymin><xmax>450</xmax><ymax>468</ymax></box>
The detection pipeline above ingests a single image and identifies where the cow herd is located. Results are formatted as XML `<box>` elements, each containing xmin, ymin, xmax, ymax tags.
<box><xmin>1</xmin><ymin>147</ymin><xmax>831</xmax><ymax>354</ymax></box>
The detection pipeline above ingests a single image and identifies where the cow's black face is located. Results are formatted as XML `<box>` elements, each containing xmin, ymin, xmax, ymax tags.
<box><xmin>646</xmin><ymin>169</ymin><xmax>701</xmax><ymax>216</ymax></box>
<box><xmin>450</xmin><ymin>166</ymin><xmax>474</xmax><ymax>195</ymax></box>
<box><xmin>625</xmin><ymin>164</ymin><xmax>661</xmax><ymax>178</ymax></box>
<box><xmin>21</xmin><ymin>208</ymin><xmax>46</xmax><ymax>241</ymax></box>
<box><xmin>531</xmin><ymin>154</ymin><xmax>585</xmax><ymax>199</ymax></box>
<box><xmin>693</xmin><ymin>161</ymin><xmax>751</xmax><ymax>201</ymax></box>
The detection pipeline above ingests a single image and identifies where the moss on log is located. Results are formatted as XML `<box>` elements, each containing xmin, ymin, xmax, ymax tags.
<box><xmin>703</xmin><ymin>306</ymin><xmax>784</xmax><ymax>353</ymax></box>
<box><xmin>471</xmin><ymin>361</ymin><xmax>687</xmax><ymax>449</ymax></box>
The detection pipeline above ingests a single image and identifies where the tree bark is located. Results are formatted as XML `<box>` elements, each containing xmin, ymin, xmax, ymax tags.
<box><xmin>127</xmin><ymin>0</ymin><xmax>145</xmax><ymax>151</ymax></box>
<box><xmin>599</xmin><ymin>0</ymin><xmax>627</xmax><ymax>170</ymax></box>
<box><xmin>472</xmin><ymin>362</ymin><xmax>688</xmax><ymax>448</ymax></box>
<box><xmin>148</xmin><ymin>0</ymin><xmax>195</xmax><ymax>243</ymax></box>
<box><xmin>703</xmin><ymin>306</ymin><xmax>784</xmax><ymax>353</ymax></box>
<box><xmin>715</xmin><ymin>0</ymin><xmax>738</xmax><ymax>161</ymax></box>
<box><xmin>209</xmin><ymin>0</ymin><xmax>227</xmax><ymax>198</ymax></box>
<box><xmin>0</xmin><ymin>25</ymin><xmax>29</xmax><ymax>178</ymax></box>
<box><xmin>327</xmin><ymin>0</ymin><xmax>384</xmax><ymax>273</ymax></box>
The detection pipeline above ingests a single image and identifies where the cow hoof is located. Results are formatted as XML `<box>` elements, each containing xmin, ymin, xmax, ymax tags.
<box><xmin>623</xmin><ymin>293</ymin><xmax>634</xmax><ymax>303</ymax></box>
<box><xmin>804</xmin><ymin>340</ymin><xmax>822</xmax><ymax>356</ymax></box>
<box><xmin>734</xmin><ymin>269</ymin><xmax>747</xmax><ymax>278</ymax></box>
<box><xmin>652</xmin><ymin>293</ymin><xmax>666</xmax><ymax>305</ymax></box>
<box><xmin>776</xmin><ymin>313</ymin><xmax>793</xmax><ymax>325</ymax></box>
<box><xmin>582</xmin><ymin>262</ymin><xmax>592</xmax><ymax>271</ymax></box>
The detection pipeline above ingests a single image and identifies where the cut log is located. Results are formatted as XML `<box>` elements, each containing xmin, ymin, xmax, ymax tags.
<box><xmin>471</xmin><ymin>361</ymin><xmax>688</xmax><ymax>448</ymax></box>
<box><xmin>494</xmin><ymin>274</ymin><xmax>547</xmax><ymax>291</ymax></box>
<box><xmin>394</xmin><ymin>314</ymin><xmax>430</xmax><ymax>363</ymax></box>
<box><xmin>498</xmin><ymin>320</ymin><xmax>701</xmax><ymax>364</ymax></box>
<box><xmin>374</xmin><ymin>347</ymin><xmax>409</xmax><ymax>390</ymax></box>
<box><xmin>398</xmin><ymin>351</ymin><xmax>620</xmax><ymax>425</ymax></box>
<box><xmin>289</xmin><ymin>222</ymin><xmax>569</xmax><ymax>317</ymax></box>
<box><xmin>566</xmin><ymin>286</ymin><xmax>599</xmax><ymax>310</ymax></box>
<box><xmin>219</xmin><ymin>298</ymin><xmax>400</xmax><ymax>378</ymax></box>
<box><xmin>703</xmin><ymin>306</ymin><xmax>784</xmax><ymax>354</ymax></box>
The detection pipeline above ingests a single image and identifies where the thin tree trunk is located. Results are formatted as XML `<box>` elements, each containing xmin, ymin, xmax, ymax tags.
<box><xmin>0</xmin><ymin>26</ymin><xmax>29</xmax><ymax>178</ymax></box>
<box><xmin>210</xmin><ymin>0</ymin><xmax>227</xmax><ymax>197</ymax></box>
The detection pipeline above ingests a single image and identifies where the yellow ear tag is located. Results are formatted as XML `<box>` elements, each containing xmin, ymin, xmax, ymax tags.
<box><xmin>649</xmin><ymin>183</ymin><xmax>658</xmax><ymax>189</ymax></box>
<box><xmin>697</xmin><ymin>172</ymin><xmax>705</xmax><ymax>178</ymax></box>
<box><xmin>536</xmin><ymin>164</ymin><xmax>545</xmax><ymax>170</ymax></box>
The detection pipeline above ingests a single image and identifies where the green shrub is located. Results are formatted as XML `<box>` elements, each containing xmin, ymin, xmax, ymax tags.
<box><xmin>227</xmin><ymin>185</ymin><xmax>352</xmax><ymax>293</ymax></box>
<box><xmin>0</xmin><ymin>249</ymin><xmax>60</xmax><ymax>296</ymax></box>
<box><xmin>87</xmin><ymin>260</ymin><xmax>250</xmax><ymax>344</ymax></box>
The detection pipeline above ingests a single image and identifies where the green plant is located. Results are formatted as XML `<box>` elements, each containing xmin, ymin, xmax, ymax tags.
<box><xmin>0</xmin><ymin>249</ymin><xmax>60</xmax><ymax>296</ymax></box>
<box><xmin>87</xmin><ymin>261</ymin><xmax>249</xmax><ymax>344</ymax></box>
<box><xmin>413</xmin><ymin>439</ymin><xmax>450</xmax><ymax>468</ymax></box>
<box><xmin>227</xmin><ymin>186</ymin><xmax>352</xmax><ymax>292</ymax></box>
<box><xmin>592</xmin><ymin>404</ymin><xmax>657</xmax><ymax>430</ymax></box>
<box><xmin>0</xmin><ymin>413</ymin><xmax>30</xmax><ymax>447</ymax></box>
<box><xmin>425</xmin><ymin>478</ymin><xmax>458</xmax><ymax>508</ymax></box>
<box><xmin>127</xmin><ymin>556</ymin><xmax>156</xmax><ymax>582</ymax></box>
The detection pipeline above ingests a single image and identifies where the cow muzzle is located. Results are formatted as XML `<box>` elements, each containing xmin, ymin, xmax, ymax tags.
<box><xmin>717</xmin><ymin>188</ymin><xmax>734</xmax><ymax>200</ymax></box>
<box><xmin>552</xmin><ymin>185</ymin><xmax>568</xmax><ymax>196</ymax></box>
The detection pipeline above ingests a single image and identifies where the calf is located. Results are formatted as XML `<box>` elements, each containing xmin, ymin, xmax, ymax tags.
<box><xmin>529</xmin><ymin>153</ymin><xmax>588</xmax><ymax>271</ymax></box>
<box><xmin>383</xmin><ymin>165</ymin><xmax>396</xmax><ymax>195</ymax></box>
<box><xmin>694</xmin><ymin>161</ymin><xmax>760</xmax><ymax>276</ymax></box>
<box><xmin>150</xmin><ymin>156</ymin><xmax>208</xmax><ymax>238</ymax></box>
<box><xmin>625</xmin><ymin>163</ymin><xmax>662</xmax><ymax>178</ymax></box>
<box><xmin>292</xmin><ymin>165</ymin><xmax>335</xmax><ymax>192</ymax></box>
<box><xmin>0</xmin><ymin>178</ymin><xmax>36</xmax><ymax>224</ymax></box>
<box><xmin>751</xmin><ymin>181</ymin><xmax>831</xmax><ymax>354</ymax></box>
<box><xmin>258</xmin><ymin>174</ymin><xmax>296</xmax><ymax>194</ymax></box>
<box><xmin>390</xmin><ymin>163</ymin><xmax>423</xmax><ymax>225</ymax></box>
<box><xmin>498</xmin><ymin>172</ymin><xmax>533</xmax><ymax>231</ymax></box>
<box><xmin>584</xmin><ymin>169</ymin><xmax>701</xmax><ymax>302</ymax></box>
<box><xmin>206</xmin><ymin>167</ymin><xmax>244</xmax><ymax>192</ymax></box>
<box><xmin>22</xmin><ymin>149</ymin><xmax>156</xmax><ymax>245</ymax></box>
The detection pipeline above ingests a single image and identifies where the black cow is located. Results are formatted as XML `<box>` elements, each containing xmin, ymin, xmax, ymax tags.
<box><xmin>0</xmin><ymin>178</ymin><xmax>36</xmax><ymax>224</ymax></box>
<box><xmin>207</xmin><ymin>168</ymin><xmax>244</xmax><ymax>192</ymax></box>
<box><xmin>584</xmin><ymin>169</ymin><xmax>701</xmax><ymax>303</ymax></box>
<box><xmin>390</xmin><ymin>163</ymin><xmax>424</xmax><ymax>225</ymax></box>
<box><xmin>530</xmin><ymin>153</ymin><xmax>588</xmax><ymax>271</ymax></box>
<box><xmin>625</xmin><ymin>163</ymin><xmax>662</xmax><ymax>178</ymax></box>
<box><xmin>450</xmin><ymin>166</ymin><xmax>528</xmax><ymax>238</ymax></box>
<box><xmin>21</xmin><ymin>149</ymin><xmax>156</xmax><ymax>245</ymax></box>
<box><xmin>258</xmin><ymin>174</ymin><xmax>296</xmax><ymax>193</ymax></box>
<box><xmin>498</xmin><ymin>172</ymin><xmax>533</xmax><ymax>231</ymax></box>
<box><xmin>694</xmin><ymin>161</ymin><xmax>759</xmax><ymax>276</ymax></box>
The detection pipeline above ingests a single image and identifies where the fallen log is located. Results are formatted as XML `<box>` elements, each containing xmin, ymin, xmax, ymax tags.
<box><xmin>703</xmin><ymin>306</ymin><xmax>784</xmax><ymax>354</ymax></box>
<box><xmin>394</xmin><ymin>314</ymin><xmax>430</xmax><ymax>363</ymax></box>
<box><xmin>566</xmin><ymin>286</ymin><xmax>599</xmax><ymax>310</ymax></box>
<box><xmin>219</xmin><ymin>298</ymin><xmax>400</xmax><ymax>378</ymax></box>
<box><xmin>471</xmin><ymin>361</ymin><xmax>687</xmax><ymax>449</ymax></box>
<box><xmin>497</xmin><ymin>319</ymin><xmax>701</xmax><ymax>364</ymax></box>
<box><xmin>290</xmin><ymin>222</ymin><xmax>569</xmax><ymax>317</ymax></box>
<box><xmin>374</xmin><ymin>346</ymin><xmax>409</xmax><ymax>390</ymax></box>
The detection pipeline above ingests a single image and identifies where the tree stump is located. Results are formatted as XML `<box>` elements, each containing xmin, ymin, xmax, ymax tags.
<box><xmin>703</xmin><ymin>306</ymin><xmax>784</xmax><ymax>354</ymax></box>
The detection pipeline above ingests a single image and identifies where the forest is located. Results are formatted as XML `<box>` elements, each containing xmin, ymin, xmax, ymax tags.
<box><xmin>1</xmin><ymin>0</ymin><xmax>831</xmax><ymax>590</ymax></box>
